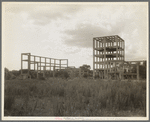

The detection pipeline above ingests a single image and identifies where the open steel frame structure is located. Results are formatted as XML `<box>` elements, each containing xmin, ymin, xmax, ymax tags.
<box><xmin>21</xmin><ymin>53</ymin><xmax>68</xmax><ymax>78</ymax></box>
<box><xmin>93</xmin><ymin>35</ymin><xmax>145</xmax><ymax>80</ymax></box>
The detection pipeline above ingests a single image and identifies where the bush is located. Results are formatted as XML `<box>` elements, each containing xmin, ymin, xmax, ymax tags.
<box><xmin>4</xmin><ymin>96</ymin><xmax>15</xmax><ymax>112</ymax></box>
<box><xmin>63</xmin><ymin>71</ymin><xmax>69</xmax><ymax>79</ymax></box>
<box><xmin>83</xmin><ymin>73</ymin><xmax>88</xmax><ymax>78</ymax></box>
<box><xmin>30</xmin><ymin>71</ymin><xmax>37</xmax><ymax>79</ymax></box>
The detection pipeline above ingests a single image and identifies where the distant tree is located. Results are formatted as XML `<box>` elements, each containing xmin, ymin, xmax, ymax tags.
<box><xmin>5</xmin><ymin>68</ymin><xmax>11</xmax><ymax>80</ymax></box>
<box><xmin>139</xmin><ymin>62</ymin><xmax>146</xmax><ymax>79</ymax></box>
<box><xmin>11</xmin><ymin>70</ymin><xmax>20</xmax><ymax>77</ymax></box>
<box><xmin>4</xmin><ymin>68</ymin><xmax>16</xmax><ymax>80</ymax></box>
<box><xmin>79</xmin><ymin>64</ymin><xmax>91</xmax><ymax>78</ymax></box>
<box><xmin>54</xmin><ymin>70</ymin><xmax>69</xmax><ymax>79</ymax></box>
<box><xmin>5</xmin><ymin>67</ymin><xmax>9</xmax><ymax>73</ymax></box>
<box><xmin>79</xmin><ymin>64</ymin><xmax>91</xmax><ymax>71</ymax></box>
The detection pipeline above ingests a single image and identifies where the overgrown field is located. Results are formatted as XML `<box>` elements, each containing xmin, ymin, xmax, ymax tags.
<box><xmin>4</xmin><ymin>78</ymin><xmax>146</xmax><ymax>116</ymax></box>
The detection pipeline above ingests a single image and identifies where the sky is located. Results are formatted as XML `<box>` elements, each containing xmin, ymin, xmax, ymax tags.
<box><xmin>2</xmin><ymin>2</ymin><xmax>148</xmax><ymax>70</ymax></box>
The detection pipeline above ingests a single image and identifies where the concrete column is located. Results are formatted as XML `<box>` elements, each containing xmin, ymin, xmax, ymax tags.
<box><xmin>93</xmin><ymin>39</ymin><xmax>95</xmax><ymax>79</ymax></box>
<box><xmin>116</xmin><ymin>37</ymin><xmax>118</xmax><ymax>61</ymax></box>
<box><xmin>60</xmin><ymin>60</ymin><xmax>61</xmax><ymax>70</ymax></box>
<box><xmin>45</xmin><ymin>58</ymin><xmax>46</xmax><ymax>72</ymax></box>
<box><xmin>123</xmin><ymin>41</ymin><xmax>125</xmax><ymax>61</ymax></box>
<box><xmin>96</xmin><ymin>40</ymin><xmax>98</xmax><ymax>70</ymax></box>
<box><xmin>28</xmin><ymin>53</ymin><xmax>31</xmax><ymax>75</ymax></box>
<box><xmin>43</xmin><ymin>66</ymin><xmax>45</xmax><ymax>77</ymax></box>
<box><xmin>137</xmin><ymin>63</ymin><xmax>139</xmax><ymax>81</ymax></box>
<box><xmin>44</xmin><ymin>58</ymin><xmax>46</xmax><ymax>77</ymax></box>
<box><xmin>40</xmin><ymin>57</ymin><xmax>41</xmax><ymax>73</ymax></box>
<box><xmin>67</xmin><ymin>59</ymin><xmax>68</xmax><ymax>68</ymax></box>
<box><xmin>119</xmin><ymin>40</ymin><xmax>120</xmax><ymax>60</ymax></box>
<box><xmin>37</xmin><ymin>63</ymin><xmax>39</xmax><ymax>78</ymax></box>
<box><xmin>53</xmin><ymin>59</ymin><xmax>56</xmax><ymax>77</ymax></box>
<box><xmin>50</xmin><ymin>59</ymin><xmax>51</xmax><ymax>71</ymax></box>
<box><xmin>34</xmin><ymin>56</ymin><xmax>35</xmax><ymax>71</ymax></box>
<box><xmin>53</xmin><ymin>66</ymin><xmax>55</xmax><ymax>77</ymax></box>
<box><xmin>104</xmin><ymin>38</ymin><xmax>106</xmax><ymax>79</ymax></box>
<box><xmin>107</xmin><ymin>62</ymin><xmax>108</xmax><ymax>79</ymax></box>
<box><xmin>21</xmin><ymin>54</ymin><xmax>23</xmax><ymax>74</ymax></box>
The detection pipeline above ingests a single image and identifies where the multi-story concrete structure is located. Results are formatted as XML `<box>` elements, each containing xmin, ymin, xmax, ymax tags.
<box><xmin>93</xmin><ymin>35</ymin><xmax>146</xmax><ymax>80</ymax></box>
<box><xmin>93</xmin><ymin>35</ymin><xmax>125</xmax><ymax>79</ymax></box>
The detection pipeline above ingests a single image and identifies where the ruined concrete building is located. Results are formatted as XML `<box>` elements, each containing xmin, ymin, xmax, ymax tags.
<box><xmin>93</xmin><ymin>35</ymin><xmax>146</xmax><ymax>80</ymax></box>
<box><xmin>21</xmin><ymin>53</ymin><xmax>68</xmax><ymax>79</ymax></box>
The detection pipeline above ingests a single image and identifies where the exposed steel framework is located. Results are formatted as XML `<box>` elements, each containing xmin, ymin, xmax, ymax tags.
<box><xmin>21</xmin><ymin>53</ymin><xmax>68</xmax><ymax>78</ymax></box>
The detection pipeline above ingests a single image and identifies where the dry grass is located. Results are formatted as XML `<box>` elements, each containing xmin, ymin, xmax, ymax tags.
<box><xmin>4</xmin><ymin>78</ymin><xmax>146</xmax><ymax>116</ymax></box>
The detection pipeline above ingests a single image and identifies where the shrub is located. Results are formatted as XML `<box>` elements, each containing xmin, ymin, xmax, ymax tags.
<box><xmin>63</xmin><ymin>71</ymin><xmax>69</xmax><ymax>79</ymax></box>
<box><xmin>83</xmin><ymin>73</ymin><xmax>88</xmax><ymax>78</ymax></box>
<box><xmin>4</xmin><ymin>96</ymin><xmax>15</xmax><ymax>112</ymax></box>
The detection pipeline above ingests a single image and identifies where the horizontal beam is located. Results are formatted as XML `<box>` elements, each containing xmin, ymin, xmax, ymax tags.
<box><xmin>125</xmin><ymin>60</ymin><xmax>146</xmax><ymax>63</ymax></box>
<box><xmin>21</xmin><ymin>53</ymin><xmax>30</xmax><ymax>55</ymax></box>
<box><xmin>30</xmin><ymin>55</ymin><xmax>68</xmax><ymax>61</ymax></box>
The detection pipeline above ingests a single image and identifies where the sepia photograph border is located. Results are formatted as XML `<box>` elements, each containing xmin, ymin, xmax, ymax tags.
<box><xmin>1</xmin><ymin>1</ymin><xmax>149</xmax><ymax>121</ymax></box>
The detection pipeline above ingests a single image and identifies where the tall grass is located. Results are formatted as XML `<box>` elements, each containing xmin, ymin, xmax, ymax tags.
<box><xmin>4</xmin><ymin>78</ymin><xmax>146</xmax><ymax>116</ymax></box>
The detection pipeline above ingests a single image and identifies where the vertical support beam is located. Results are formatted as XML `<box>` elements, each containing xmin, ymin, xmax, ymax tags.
<box><xmin>59</xmin><ymin>60</ymin><xmax>61</xmax><ymax>70</ymax></box>
<box><xmin>107</xmin><ymin>62</ymin><xmax>108</xmax><ymax>79</ymax></box>
<box><xmin>104</xmin><ymin>38</ymin><xmax>106</xmax><ymax>79</ymax></box>
<box><xmin>67</xmin><ymin>59</ymin><xmax>68</xmax><ymax>68</ymax></box>
<box><xmin>34</xmin><ymin>56</ymin><xmax>35</xmax><ymax>71</ymax></box>
<box><xmin>28</xmin><ymin>53</ymin><xmax>31</xmax><ymax>75</ymax></box>
<box><xmin>40</xmin><ymin>57</ymin><xmax>41</xmax><ymax>73</ymax></box>
<box><xmin>21</xmin><ymin>54</ymin><xmax>23</xmax><ymax>74</ymax></box>
<box><xmin>54</xmin><ymin>59</ymin><xmax>56</xmax><ymax>70</ymax></box>
<box><xmin>137</xmin><ymin>63</ymin><xmax>139</xmax><ymax>81</ymax></box>
<box><xmin>99</xmin><ymin>41</ymin><xmax>100</xmax><ymax>70</ymax></box>
<box><xmin>93</xmin><ymin>38</ymin><xmax>95</xmax><ymax>79</ymax></box>
<box><xmin>119</xmin><ymin>40</ymin><xmax>121</xmax><ymax>60</ymax></box>
<box><xmin>53</xmin><ymin>59</ymin><xmax>56</xmax><ymax>77</ymax></box>
<box><xmin>96</xmin><ymin>40</ymin><xmax>98</xmax><ymax>70</ymax></box>
<box><xmin>43</xmin><ymin>66</ymin><xmax>45</xmax><ymax>77</ymax></box>
<box><xmin>122</xmin><ymin>63</ymin><xmax>124</xmax><ymax>80</ymax></box>
<box><xmin>37</xmin><ymin>62</ymin><xmax>39</xmax><ymax>78</ymax></box>
<box><xmin>120</xmin><ymin>41</ymin><xmax>122</xmax><ymax>60</ymax></box>
<box><xmin>50</xmin><ymin>58</ymin><xmax>51</xmax><ymax>71</ymax></box>
<box><xmin>123</xmin><ymin>41</ymin><xmax>125</xmax><ymax>61</ymax></box>
<box><xmin>44</xmin><ymin>58</ymin><xmax>46</xmax><ymax>77</ymax></box>
<box><xmin>116</xmin><ymin>37</ymin><xmax>118</xmax><ymax>61</ymax></box>
<box><xmin>122</xmin><ymin>42</ymin><xmax>123</xmax><ymax>60</ymax></box>
<box><xmin>45</xmin><ymin>58</ymin><xmax>46</xmax><ymax>71</ymax></box>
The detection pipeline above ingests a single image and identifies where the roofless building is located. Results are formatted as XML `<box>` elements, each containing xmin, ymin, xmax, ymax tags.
<box><xmin>21</xmin><ymin>53</ymin><xmax>68</xmax><ymax>79</ymax></box>
<box><xmin>93</xmin><ymin>35</ymin><xmax>125</xmax><ymax>79</ymax></box>
<box><xmin>93</xmin><ymin>35</ymin><xmax>145</xmax><ymax>80</ymax></box>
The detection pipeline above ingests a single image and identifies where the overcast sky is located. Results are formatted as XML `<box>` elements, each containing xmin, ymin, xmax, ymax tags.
<box><xmin>3</xmin><ymin>2</ymin><xmax>148</xmax><ymax>70</ymax></box>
